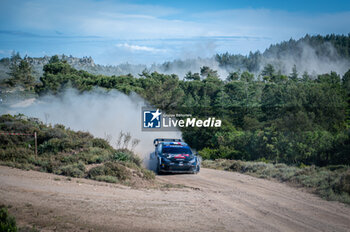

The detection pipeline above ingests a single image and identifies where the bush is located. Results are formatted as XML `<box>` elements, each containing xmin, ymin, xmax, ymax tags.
<box><xmin>0</xmin><ymin>206</ymin><xmax>17</xmax><ymax>232</ymax></box>
<box><xmin>38</xmin><ymin>157</ymin><xmax>61</xmax><ymax>173</ymax></box>
<box><xmin>77</xmin><ymin>147</ymin><xmax>112</xmax><ymax>164</ymax></box>
<box><xmin>228</xmin><ymin>160</ymin><xmax>244</xmax><ymax>172</ymax></box>
<box><xmin>198</xmin><ymin>148</ymin><xmax>219</xmax><ymax>160</ymax></box>
<box><xmin>113</xmin><ymin>150</ymin><xmax>142</xmax><ymax>167</ymax></box>
<box><xmin>88</xmin><ymin>162</ymin><xmax>130</xmax><ymax>181</ymax></box>
<box><xmin>338</xmin><ymin>170</ymin><xmax>350</xmax><ymax>194</ymax></box>
<box><xmin>39</xmin><ymin>137</ymin><xmax>87</xmax><ymax>154</ymax></box>
<box><xmin>113</xmin><ymin>152</ymin><xmax>130</xmax><ymax>162</ymax></box>
<box><xmin>57</xmin><ymin>162</ymin><xmax>85</xmax><ymax>177</ymax></box>
<box><xmin>91</xmin><ymin>138</ymin><xmax>112</xmax><ymax>149</ymax></box>
<box><xmin>39</xmin><ymin>138</ymin><xmax>65</xmax><ymax>154</ymax></box>
<box><xmin>40</xmin><ymin>127</ymin><xmax>67</xmax><ymax>141</ymax></box>
<box><xmin>87</xmin><ymin>165</ymin><xmax>105</xmax><ymax>178</ymax></box>
<box><xmin>0</xmin><ymin>115</ymin><xmax>153</xmax><ymax>186</ymax></box>
<box><xmin>0</xmin><ymin>147</ymin><xmax>33</xmax><ymax>163</ymax></box>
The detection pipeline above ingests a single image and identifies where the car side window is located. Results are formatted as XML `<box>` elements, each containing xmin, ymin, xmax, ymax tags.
<box><xmin>157</xmin><ymin>144</ymin><xmax>162</xmax><ymax>155</ymax></box>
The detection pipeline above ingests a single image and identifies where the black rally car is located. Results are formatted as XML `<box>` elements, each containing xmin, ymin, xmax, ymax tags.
<box><xmin>152</xmin><ymin>138</ymin><xmax>200</xmax><ymax>174</ymax></box>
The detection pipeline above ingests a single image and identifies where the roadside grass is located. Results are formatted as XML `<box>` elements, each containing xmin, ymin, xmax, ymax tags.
<box><xmin>0</xmin><ymin>114</ymin><xmax>154</xmax><ymax>186</ymax></box>
<box><xmin>203</xmin><ymin>159</ymin><xmax>350</xmax><ymax>204</ymax></box>
<box><xmin>93</xmin><ymin>175</ymin><xmax>118</xmax><ymax>183</ymax></box>
<box><xmin>0</xmin><ymin>206</ymin><xmax>17</xmax><ymax>232</ymax></box>
<box><xmin>0</xmin><ymin>205</ymin><xmax>39</xmax><ymax>232</ymax></box>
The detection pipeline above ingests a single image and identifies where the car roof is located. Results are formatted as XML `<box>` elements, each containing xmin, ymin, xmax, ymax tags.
<box><xmin>162</xmin><ymin>141</ymin><xmax>188</xmax><ymax>146</ymax></box>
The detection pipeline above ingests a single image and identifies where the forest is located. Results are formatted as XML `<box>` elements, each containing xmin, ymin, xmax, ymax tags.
<box><xmin>1</xmin><ymin>34</ymin><xmax>350</xmax><ymax>167</ymax></box>
<box><xmin>215</xmin><ymin>34</ymin><xmax>350</xmax><ymax>72</ymax></box>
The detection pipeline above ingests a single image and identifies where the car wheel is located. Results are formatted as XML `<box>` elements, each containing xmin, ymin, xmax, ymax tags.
<box><xmin>156</xmin><ymin>163</ymin><xmax>160</xmax><ymax>175</ymax></box>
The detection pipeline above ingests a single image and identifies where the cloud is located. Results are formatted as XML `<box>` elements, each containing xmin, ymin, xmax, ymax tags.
<box><xmin>0</xmin><ymin>29</ymin><xmax>100</xmax><ymax>39</ymax></box>
<box><xmin>1</xmin><ymin>1</ymin><xmax>349</xmax><ymax>44</ymax></box>
<box><xmin>0</xmin><ymin>0</ymin><xmax>349</xmax><ymax>64</ymax></box>
<box><xmin>0</xmin><ymin>30</ymin><xmax>40</xmax><ymax>37</ymax></box>
<box><xmin>192</xmin><ymin>9</ymin><xmax>350</xmax><ymax>40</ymax></box>
<box><xmin>0</xmin><ymin>0</ymin><xmax>188</xmax><ymax>39</ymax></box>
<box><xmin>115</xmin><ymin>43</ymin><xmax>167</xmax><ymax>53</ymax></box>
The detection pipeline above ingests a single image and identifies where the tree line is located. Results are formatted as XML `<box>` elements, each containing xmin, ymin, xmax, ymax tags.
<box><xmin>3</xmin><ymin>52</ymin><xmax>350</xmax><ymax>166</ymax></box>
<box><xmin>216</xmin><ymin>34</ymin><xmax>350</xmax><ymax>72</ymax></box>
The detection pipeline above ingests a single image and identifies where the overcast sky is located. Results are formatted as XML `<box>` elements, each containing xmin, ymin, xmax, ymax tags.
<box><xmin>0</xmin><ymin>0</ymin><xmax>349</xmax><ymax>65</ymax></box>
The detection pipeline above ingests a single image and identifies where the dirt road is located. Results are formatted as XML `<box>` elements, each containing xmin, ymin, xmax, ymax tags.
<box><xmin>1</xmin><ymin>165</ymin><xmax>349</xmax><ymax>232</ymax></box>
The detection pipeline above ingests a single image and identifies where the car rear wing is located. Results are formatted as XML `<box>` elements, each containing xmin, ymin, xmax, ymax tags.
<box><xmin>153</xmin><ymin>138</ymin><xmax>182</xmax><ymax>146</ymax></box>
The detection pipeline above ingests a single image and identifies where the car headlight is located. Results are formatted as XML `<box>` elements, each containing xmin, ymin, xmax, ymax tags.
<box><xmin>189</xmin><ymin>157</ymin><xmax>196</xmax><ymax>164</ymax></box>
<box><xmin>162</xmin><ymin>157</ymin><xmax>171</xmax><ymax>163</ymax></box>
<box><xmin>163</xmin><ymin>153</ymin><xmax>172</xmax><ymax>159</ymax></box>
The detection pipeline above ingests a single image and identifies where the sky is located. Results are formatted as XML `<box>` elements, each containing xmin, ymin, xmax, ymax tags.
<box><xmin>0</xmin><ymin>0</ymin><xmax>349</xmax><ymax>65</ymax></box>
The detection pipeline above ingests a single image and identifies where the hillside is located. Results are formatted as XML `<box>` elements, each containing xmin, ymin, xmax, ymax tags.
<box><xmin>1</xmin><ymin>34</ymin><xmax>350</xmax><ymax>81</ymax></box>
<box><xmin>0</xmin><ymin>114</ymin><xmax>155</xmax><ymax>186</ymax></box>
<box><xmin>216</xmin><ymin>34</ymin><xmax>350</xmax><ymax>75</ymax></box>
<box><xmin>0</xmin><ymin>54</ymin><xmax>149</xmax><ymax>80</ymax></box>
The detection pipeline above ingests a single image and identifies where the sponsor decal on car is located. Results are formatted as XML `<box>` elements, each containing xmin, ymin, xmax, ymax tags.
<box><xmin>173</xmin><ymin>154</ymin><xmax>189</xmax><ymax>159</ymax></box>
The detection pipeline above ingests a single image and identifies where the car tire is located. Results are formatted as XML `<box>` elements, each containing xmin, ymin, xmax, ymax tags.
<box><xmin>196</xmin><ymin>165</ymin><xmax>200</xmax><ymax>174</ymax></box>
<box><xmin>156</xmin><ymin>161</ymin><xmax>163</xmax><ymax>175</ymax></box>
<box><xmin>156</xmin><ymin>163</ymin><xmax>160</xmax><ymax>175</ymax></box>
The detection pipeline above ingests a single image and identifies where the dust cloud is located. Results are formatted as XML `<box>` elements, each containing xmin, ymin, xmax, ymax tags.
<box><xmin>3</xmin><ymin>88</ymin><xmax>181</xmax><ymax>167</ymax></box>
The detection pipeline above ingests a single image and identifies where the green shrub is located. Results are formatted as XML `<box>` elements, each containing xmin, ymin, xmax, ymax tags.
<box><xmin>57</xmin><ymin>162</ymin><xmax>85</xmax><ymax>177</ymax></box>
<box><xmin>88</xmin><ymin>162</ymin><xmax>130</xmax><ymax>181</ymax></box>
<box><xmin>113</xmin><ymin>152</ymin><xmax>130</xmax><ymax>162</ymax></box>
<box><xmin>91</xmin><ymin>138</ymin><xmax>112</xmax><ymax>149</ymax></box>
<box><xmin>102</xmin><ymin>162</ymin><xmax>130</xmax><ymax>181</ymax></box>
<box><xmin>228</xmin><ymin>160</ymin><xmax>244</xmax><ymax>172</ymax></box>
<box><xmin>113</xmin><ymin>150</ymin><xmax>142</xmax><ymax>167</ymax></box>
<box><xmin>39</xmin><ymin>138</ymin><xmax>87</xmax><ymax>154</ymax></box>
<box><xmin>40</xmin><ymin>127</ymin><xmax>67</xmax><ymax>141</ymax></box>
<box><xmin>338</xmin><ymin>170</ymin><xmax>350</xmax><ymax>194</ymax></box>
<box><xmin>0</xmin><ymin>147</ymin><xmax>33</xmax><ymax>162</ymax></box>
<box><xmin>0</xmin><ymin>115</ymin><xmax>152</xmax><ymax>186</ymax></box>
<box><xmin>38</xmin><ymin>138</ymin><xmax>63</xmax><ymax>154</ymax></box>
<box><xmin>0</xmin><ymin>207</ymin><xmax>17</xmax><ymax>232</ymax></box>
<box><xmin>77</xmin><ymin>147</ymin><xmax>112</xmax><ymax>164</ymax></box>
<box><xmin>35</xmin><ymin>157</ymin><xmax>61</xmax><ymax>173</ymax></box>
<box><xmin>87</xmin><ymin>165</ymin><xmax>105</xmax><ymax>178</ymax></box>
<box><xmin>326</xmin><ymin>165</ymin><xmax>348</xmax><ymax>171</ymax></box>
<box><xmin>275</xmin><ymin>166</ymin><xmax>298</xmax><ymax>181</ymax></box>
<box><xmin>198</xmin><ymin>148</ymin><xmax>219</xmax><ymax>160</ymax></box>
<box><xmin>241</xmin><ymin>162</ymin><xmax>273</xmax><ymax>173</ymax></box>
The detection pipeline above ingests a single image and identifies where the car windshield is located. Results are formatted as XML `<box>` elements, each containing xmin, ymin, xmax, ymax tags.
<box><xmin>162</xmin><ymin>146</ymin><xmax>192</xmax><ymax>154</ymax></box>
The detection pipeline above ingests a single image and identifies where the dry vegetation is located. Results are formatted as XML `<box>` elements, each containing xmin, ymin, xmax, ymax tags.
<box><xmin>203</xmin><ymin>159</ymin><xmax>350</xmax><ymax>204</ymax></box>
<box><xmin>0</xmin><ymin>114</ymin><xmax>154</xmax><ymax>187</ymax></box>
